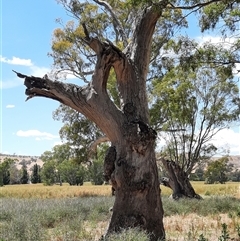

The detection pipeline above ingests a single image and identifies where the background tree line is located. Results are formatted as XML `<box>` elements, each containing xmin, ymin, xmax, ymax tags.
<box><xmin>1</xmin><ymin>153</ymin><xmax>239</xmax><ymax>187</ymax></box>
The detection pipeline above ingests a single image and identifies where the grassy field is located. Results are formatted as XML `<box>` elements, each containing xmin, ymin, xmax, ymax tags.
<box><xmin>0</xmin><ymin>182</ymin><xmax>240</xmax><ymax>240</ymax></box>
<box><xmin>0</xmin><ymin>181</ymin><xmax>239</xmax><ymax>199</ymax></box>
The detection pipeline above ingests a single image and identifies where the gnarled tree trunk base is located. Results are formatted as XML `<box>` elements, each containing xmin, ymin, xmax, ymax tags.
<box><xmin>160</xmin><ymin>158</ymin><xmax>202</xmax><ymax>200</ymax></box>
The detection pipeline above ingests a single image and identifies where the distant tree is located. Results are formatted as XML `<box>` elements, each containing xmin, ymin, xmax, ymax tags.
<box><xmin>41</xmin><ymin>160</ymin><xmax>56</xmax><ymax>186</ymax></box>
<box><xmin>229</xmin><ymin>169</ymin><xmax>240</xmax><ymax>182</ymax></box>
<box><xmin>190</xmin><ymin>167</ymin><xmax>205</xmax><ymax>181</ymax></box>
<box><xmin>58</xmin><ymin>160</ymin><xmax>85</xmax><ymax>185</ymax></box>
<box><xmin>9</xmin><ymin>165</ymin><xmax>21</xmax><ymax>184</ymax></box>
<box><xmin>151</xmin><ymin>55</ymin><xmax>239</xmax><ymax>197</ymax></box>
<box><xmin>88</xmin><ymin>144</ymin><xmax>109</xmax><ymax>185</ymax></box>
<box><xmin>0</xmin><ymin>158</ymin><xmax>15</xmax><ymax>185</ymax></box>
<box><xmin>204</xmin><ymin>157</ymin><xmax>231</xmax><ymax>184</ymax></box>
<box><xmin>31</xmin><ymin>164</ymin><xmax>41</xmax><ymax>184</ymax></box>
<box><xmin>53</xmin><ymin>105</ymin><xmax>103</xmax><ymax>164</ymax></box>
<box><xmin>88</xmin><ymin>158</ymin><xmax>104</xmax><ymax>185</ymax></box>
<box><xmin>20</xmin><ymin>165</ymin><xmax>29</xmax><ymax>184</ymax></box>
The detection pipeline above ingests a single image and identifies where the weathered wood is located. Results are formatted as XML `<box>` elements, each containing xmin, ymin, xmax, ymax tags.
<box><xmin>160</xmin><ymin>158</ymin><xmax>202</xmax><ymax>200</ymax></box>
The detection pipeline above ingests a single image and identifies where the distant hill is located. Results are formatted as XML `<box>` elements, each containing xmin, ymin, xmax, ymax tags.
<box><xmin>211</xmin><ymin>155</ymin><xmax>240</xmax><ymax>170</ymax></box>
<box><xmin>0</xmin><ymin>154</ymin><xmax>44</xmax><ymax>173</ymax></box>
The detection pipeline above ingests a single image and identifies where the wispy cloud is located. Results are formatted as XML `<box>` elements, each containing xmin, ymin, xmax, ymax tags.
<box><xmin>211</xmin><ymin>128</ymin><xmax>240</xmax><ymax>155</ymax></box>
<box><xmin>157</xmin><ymin>128</ymin><xmax>240</xmax><ymax>156</ymax></box>
<box><xmin>6</xmin><ymin>104</ymin><xmax>15</xmax><ymax>108</ymax></box>
<box><xmin>0</xmin><ymin>56</ymin><xmax>33</xmax><ymax>66</ymax></box>
<box><xmin>16</xmin><ymin>130</ymin><xmax>59</xmax><ymax>141</ymax></box>
<box><xmin>30</xmin><ymin>66</ymin><xmax>51</xmax><ymax>78</ymax></box>
<box><xmin>0</xmin><ymin>55</ymin><xmax>51</xmax><ymax>89</ymax></box>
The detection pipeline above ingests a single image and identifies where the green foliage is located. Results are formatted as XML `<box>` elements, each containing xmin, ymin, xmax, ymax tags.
<box><xmin>9</xmin><ymin>164</ymin><xmax>21</xmax><ymax>184</ymax></box>
<box><xmin>1</xmin><ymin>195</ymin><xmax>240</xmax><ymax>240</ymax></box>
<box><xmin>58</xmin><ymin>160</ymin><xmax>85</xmax><ymax>185</ymax></box>
<box><xmin>31</xmin><ymin>164</ymin><xmax>41</xmax><ymax>184</ymax></box>
<box><xmin>218</xmin><ymin>223</ymin><xmax>230</xmax><ymax>241</ymax></box>
<box><xmin>40</xmin><ymin>160</ymin><xmax>56</xmax><ymax>186</ymax></box>
<box><xmin>0</xmin><ymin>158</ymin><xmax>15</xmax><ymax>185</ymax></box>
<box><xmin>204</xmin><ymin>157</ymin><xmax>231</xmax><ymax>184</ymax></box>
<box><xmin>190</xmin><ymin>168</ymin><xmax>205</xmax><ymax>181</ymax></box>
<box><xmin>20</xmin><ymin>165</ymin><xmax>29</xmax><ymax>184</ymax></box>
<box><xmin>199</xmin><ymin>1</ymin><xmax>240</xmax><ymax>34</ymax></box>
<box><xmin>53</xmin><ymin>105</ymin><xmax>103</xmax><ymax>164</ymax></box>
<box><xmin>88</xmin><ymin>158</ymin><xmax>104</xmax><ymax>185</ymax></box>
<box><xmin>88</xmin><ymin>144</ymin><xmax>109</xmax><ymax>185</ymax></box>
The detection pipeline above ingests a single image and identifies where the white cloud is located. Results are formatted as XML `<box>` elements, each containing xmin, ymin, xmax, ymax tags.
<box><xmin>0</xmin><ymin>55</ymin><xmax>51</xmax><ymax>89</ymax></box>
<box><xmin>0</xmin><ymin>56</ymin><xmax>33</xmax><ymax>66</ymax></box>
<box><xmin>52</xmin><ymin>140</ymin><xmax>65</xmax><ymax>146</ymax></box>
<box><xmin>196</xmin><ymin>36</ymin><xmax>236</xmax><ymax>47</ymax></box>
<box><xmin>16</xmin><ymin>130</ymin><xmax>59</xmax><ymax>141</ymax></box>
<box><xmin>29</xmin><ymin>66</ymin><xmax>51</xmax><ymax>78</ymax></box>
<box><xmin>6</xmin><ymin>104</ymin><xmax>15</xmax><ymax>108</ymax></box>
<box><xmin>157</xmin><ymin>128</ymin><xmax>240</xmax><ymax>156</ymax></box>
<box><xmin>211</xmin><ymin>128</ymin><xmax>240</xmax><ymax>155</ymax></box>
<box><xmin>0</xmin><ymin>78</ymin><xmax>24</xmax><ymax>89</ymax></box>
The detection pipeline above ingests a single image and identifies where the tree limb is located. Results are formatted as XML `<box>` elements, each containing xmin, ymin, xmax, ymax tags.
<box><xmin>13</xmin><ymin>70</ymin><xmax>123</xmax><ymax>142</ymax></box>
<box><xmin>93</xmin><ymin>0</ymin><xmax>128</xmax><ymax>47</ymax></box>
<box><xmin>89</xmin><ymin>136</ymin><xmax>110</xmax><ymax>155</ymax></box>
<box><xmin>172</xmin><ymin>0</ymin><xmax>227</xmax><ymax>10</ymax></box>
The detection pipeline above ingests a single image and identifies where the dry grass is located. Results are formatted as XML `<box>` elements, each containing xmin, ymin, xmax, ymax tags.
<box><xmin>0</xmin><ymin>182</ymin><xmax>113</xmax><ymax>199</ymax></box>
<box><xmin>0</xmin><ymin>182</ymin><xmax>240</xmax><ymax>241</ymax></box>
<box><xmin>0</xmin><ymin>181</ymin><xmax>239</xmax><ymax>199</ymax></box>
<box><xmin>164</xmin><ymin>213</ymin><xmax>239</xmax><ymax>241</ymax></box>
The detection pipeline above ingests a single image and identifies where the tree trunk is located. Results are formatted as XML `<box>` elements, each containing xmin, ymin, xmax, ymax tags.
<box><xmin>160</xmin><ymin>158</ymin><xmax>202</xmax><ymax>200</ymax></box>
<box><xmin>104</xmin><ymin>125</ymin><xmax>165</xmax><ymax>240</ymax></box>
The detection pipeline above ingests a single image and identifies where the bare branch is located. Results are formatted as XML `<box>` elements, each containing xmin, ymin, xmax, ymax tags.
<box><xmin>172</xmin><ymin>0</ymin><xmax>226</xmax><ymax>10</ymax></box>
<box><xmin>13</xmin><ymin>70</ymin><xmax>124</xmax><ymax>142</ymax></box>
<box><xmin>93</xmin><ymin>0</ymin><xmax>128</xmax><ymax>47</ymax></box>
<box><xmin>89</xmin><ymin>136</ymin><xmax>110</xmax><ymax>155</ymax></box>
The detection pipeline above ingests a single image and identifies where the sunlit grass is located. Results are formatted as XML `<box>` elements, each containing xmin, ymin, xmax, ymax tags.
<box><xmin>0</xmin><ymin>183</ymin><xmax>113</xmax><ymax>199</ymax></box>
<box><xmin>0</xmin><ymin>181</ymin><xmax>239</xmax><ymax>199</ymax></box>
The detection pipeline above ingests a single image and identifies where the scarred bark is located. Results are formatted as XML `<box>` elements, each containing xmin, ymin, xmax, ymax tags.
<box><xmin>104</xmin><ymin>130</ymin><xmax>165</xmax><ymax>240</ymax></box>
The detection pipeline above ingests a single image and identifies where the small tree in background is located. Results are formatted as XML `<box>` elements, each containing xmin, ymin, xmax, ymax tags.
<box><xmin>58</xmin><ymin>160</ymin><xmax>85</xmax><ymax>185</ymax></box>
<box><xmin>41</xmin><ymin>160</ymin><xmax>56</xmax><ymax>186</ymax></box>
<box><xmin>20</xmin><ymin>165</ymin><xmax>29</xmax><ymax>184</ymax></box>
<box><xmin>31</xmin><ymin>164</ymin><xmax>41</xmax><ymax>184</ymax></box>
<box><xmin>204</xmin><ymin>157</ymin><xmax>231</xmax><ymax>184</ymax></box>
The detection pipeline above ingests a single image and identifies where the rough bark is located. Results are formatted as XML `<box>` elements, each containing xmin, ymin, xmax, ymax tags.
<box><xmin>160</xmin><ymin>158</ymin><xmax>202</xmax><ymax>200</ymax></box>
<box><xmin>104</xmin><ymin>124</ymin><xmax>164</xmax><ymax>240</ymax></box>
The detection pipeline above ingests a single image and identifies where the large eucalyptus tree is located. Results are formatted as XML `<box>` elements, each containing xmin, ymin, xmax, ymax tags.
<box><xmin>14</xmin><ymin>0</ymin><xmax>240</xmax><ymax>239</ymax></box>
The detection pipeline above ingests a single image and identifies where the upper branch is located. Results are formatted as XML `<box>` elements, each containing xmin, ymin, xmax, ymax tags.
<box><xmin>129</xmin><ymin>1</ymin><xmax>169</xmax><ymax>79</ymax></box>
<box><xmin>93</xmin><ymin>0</ymin><xmax>128</xmax><ymax>47</ymax></box>
<box><xmin>171</xmin><ymin>0</ymin><xmax>228</xmax><ymax>10</ymax></box>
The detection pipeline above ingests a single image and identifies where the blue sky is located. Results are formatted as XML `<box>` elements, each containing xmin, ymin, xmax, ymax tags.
<box><xmin>0</xmin><ymin>0</ymin><xmax>72</xmax><ymax>156</ymax></box>
<box><xmin>0</xmin><ymin>1</ymin><xmax>239</xmax><ymax>156</ymax></box>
